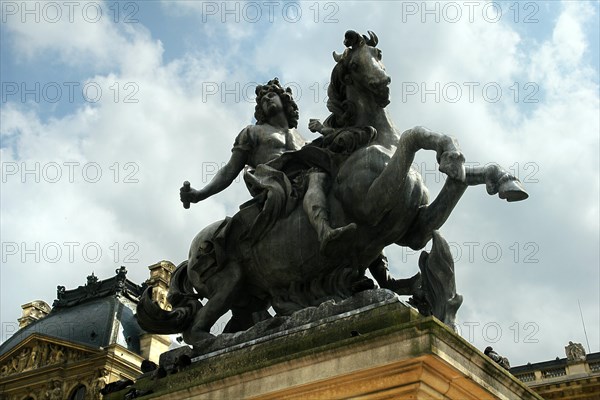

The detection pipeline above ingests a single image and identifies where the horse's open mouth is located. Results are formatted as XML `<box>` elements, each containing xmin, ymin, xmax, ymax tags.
<box><xmin>371</xmin><ymin>83</ymin><xmax>391</xmax><ymax>107</ymax></box>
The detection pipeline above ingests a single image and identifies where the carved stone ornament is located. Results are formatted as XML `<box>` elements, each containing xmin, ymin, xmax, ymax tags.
<box><xmin>0</xmin><ymin>340</ymin><xmax>88</xmax><ymax>377</ymax></box>
<box><xmin>52</xmin><ymin>267</ymin><xmax>142</xmax><ymax>308</ymax></box>
<box><xmin>44</xmin><ymin>380</ymin><xmax>63</xmax><ymax>400</ymax></box>
<box><xmin>136</xmin><ymin>29</ymin><xmax>528</xmax><ymax>346</ymax></box>
<box><xmin>565</xmin><ymin>341</ymin><xmax>586</xmax><ymax>361</ymax></box>
<box><xmin>87</xmin><ymin>367</ymin><xmax>109</xmax><ymax>400</ymax></box>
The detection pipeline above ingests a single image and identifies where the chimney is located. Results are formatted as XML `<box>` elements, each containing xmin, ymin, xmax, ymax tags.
<box><xmin>18</xmin><ymin>300</ymin><xmax>51</xmax><ymax>328</ymax></box>
<box><xmin>140</xmin><ymin>261</ymin><xmax>177</xmax><ymax>363</ymax></box>
<box><xmin>146</xmin><ymin>260</ymin><xmax>176</xmax><ymax>311</ymax></box>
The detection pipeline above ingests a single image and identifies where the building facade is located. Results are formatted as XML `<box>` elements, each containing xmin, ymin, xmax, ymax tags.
<box><xmin>511</xmin><ymin>342</ymin><xmax>600</xmax><ymax>399</ymax></box>
<box><xmin>0</xmin><ymin>262</ymin><xmax>174</xmax><ymax>400</ymax></box>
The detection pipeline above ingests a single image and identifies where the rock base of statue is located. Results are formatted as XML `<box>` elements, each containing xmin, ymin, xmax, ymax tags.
<box><xmin>161</xmin><ymin>288</ymin><xmax>399</xmax><ymax>366</ymax></box>
<box><xmin>108</xmin><ymin>290</ymin><xmax>540</xmax><ymax>399</ymax></box>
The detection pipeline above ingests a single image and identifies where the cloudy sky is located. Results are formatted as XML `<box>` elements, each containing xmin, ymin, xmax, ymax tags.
<box><xmin>1</xmin><ymin>1</ymin><xmax>598</xmax><ymax>367</ymax></box>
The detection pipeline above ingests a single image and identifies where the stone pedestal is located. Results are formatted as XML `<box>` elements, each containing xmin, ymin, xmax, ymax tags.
<box><xmin>108</xmin><ymin>292</ymin><xmax>541</xmax><ymax>399</ymax></box>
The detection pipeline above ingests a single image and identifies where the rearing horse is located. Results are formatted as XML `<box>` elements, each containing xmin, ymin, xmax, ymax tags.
<box><xmin>328</xmin><ymin>30</ymin><xmax>526</xmax><ymax>252</ymax></box>
<box><xmin>136</xmin><ymin>30</ymin><xmax>527</xmax><ymax>345</ymax></box>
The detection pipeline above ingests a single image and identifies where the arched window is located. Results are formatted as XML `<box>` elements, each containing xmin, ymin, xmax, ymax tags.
<box><xmin>68</xmin><ymin>385</ymin><xmax>86</xmax><ymax>400</ymax></box>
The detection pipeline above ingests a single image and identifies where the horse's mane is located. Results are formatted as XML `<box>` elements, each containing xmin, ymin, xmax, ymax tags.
<box><xmin>325</xmin><ymin>61</ymin><xmax>356</xmax><ymax>128</ymax></box>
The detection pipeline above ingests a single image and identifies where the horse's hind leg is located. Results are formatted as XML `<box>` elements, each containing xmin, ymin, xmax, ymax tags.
<box><xmin>368</xmin><ymin>253</ymin><xmax>421</xmax><ymax>295</ymax></box>
<box><xmin>182</xmin><ymin>260</ymin><xmax>243</xmax><ymax>344</ymax></box>
<box><xmin>224</xmin><ymin>294</ymin><xmax>271</xmax><ymax>333</ymax></box>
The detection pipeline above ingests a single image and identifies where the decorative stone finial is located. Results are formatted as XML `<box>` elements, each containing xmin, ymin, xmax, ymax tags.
<box><xmin>17</xmin><ymin>300</ymin><xmax>51</xmax><ymax>328</ymax></box>
<box><xmin>565</xmin><ymin>341</ymin><xmax>586</xmax><ymax>362</ymax></box>
<box><xmin>87</xmin><ymin>273</ymin><xmax>99</xmax><ymax>285</ymax></box>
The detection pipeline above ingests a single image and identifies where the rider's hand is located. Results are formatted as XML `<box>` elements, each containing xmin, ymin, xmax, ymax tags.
<box><xmin>180</xmin><ymin>186</ymin><xmax>205</xmax><ymax>204</ymax></box>
<box><xmin>308</xmin><ymin>119</ymin><xmax>323</xmax><ymax>133</ymax></box>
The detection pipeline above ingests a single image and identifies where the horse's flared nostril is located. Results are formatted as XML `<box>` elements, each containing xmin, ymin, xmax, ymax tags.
<box><xmin>369</xmin><ymin>77</ymin><xmax>391</xmax><ymax>91</ymax></box>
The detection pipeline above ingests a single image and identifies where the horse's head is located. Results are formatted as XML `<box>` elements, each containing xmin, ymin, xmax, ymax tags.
<box><xmin>327</xmin><ymin>30</ymin><xmax>391</xmax><ymax>127</ymax></box>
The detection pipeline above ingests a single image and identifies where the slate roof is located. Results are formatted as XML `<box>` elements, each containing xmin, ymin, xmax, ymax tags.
<box><xmin>511</xmin><ymin>351</ymin><xmax>600</xmax><ymax>374</ymax></box>
<box><xmin>0</xmin><ymin>267</ymin><xmax>147</xmax><ymax>357</ymax></box>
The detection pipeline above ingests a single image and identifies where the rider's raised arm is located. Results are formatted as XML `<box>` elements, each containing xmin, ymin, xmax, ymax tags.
<box><xmin>194</xmin><ymin>150</ymin><xmax>248</xmax><ymax>201</ymax></box>
<box><xmin>192</xmin><ymin>126</ymin><xmax>256</xmax><ymax>202</ymax></box>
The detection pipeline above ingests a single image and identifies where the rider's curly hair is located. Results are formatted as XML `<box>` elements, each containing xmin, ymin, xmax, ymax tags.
<box><xmin>254</xmin><ymin>78</ymin><xmax>299</xmax><ymax>129</ymax></box>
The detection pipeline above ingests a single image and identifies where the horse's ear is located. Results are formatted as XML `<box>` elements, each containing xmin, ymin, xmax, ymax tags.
<box><xmin>344</xmin><ymin>30</ymin><xmax>364</xmax><ymax>48</ymax></box>
<box><xmin>364</xmin><ymin>31</ymin><xmax>378</xmax><ymax>47</ymax></box>
<box><xmin>333</xmin><ymin>51</ymin><xmax>343</xmax><ymax>63</ymax></box>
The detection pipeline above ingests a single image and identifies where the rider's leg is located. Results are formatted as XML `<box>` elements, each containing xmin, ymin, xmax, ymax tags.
<box><xmin>303</xmin><ymin>171</ymin><xmax>357</xmax><ymax>255</ymax></box>
<box><xmin>183</xmin><ymin>259</ymin><xmax>243</xmax><ymax>343</ymax></box>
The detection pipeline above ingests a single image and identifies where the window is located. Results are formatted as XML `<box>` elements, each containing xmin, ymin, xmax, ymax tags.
<box><xmin>68</xmin><ymin>385</ymin><xmax>86</xmax><ymax>400</ymax></box>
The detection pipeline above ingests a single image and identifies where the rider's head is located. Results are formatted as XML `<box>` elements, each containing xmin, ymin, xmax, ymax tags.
<box><xmin>254</xmin><ymin>78</ymin><xmax>299</xmax><ymax>129</ymax></box>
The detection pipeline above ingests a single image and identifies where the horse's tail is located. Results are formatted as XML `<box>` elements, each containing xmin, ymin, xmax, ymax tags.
<box><xmin>136</xmin><ymin>261</ymin><xmax>202</xmax><ymax>334</ymax></box>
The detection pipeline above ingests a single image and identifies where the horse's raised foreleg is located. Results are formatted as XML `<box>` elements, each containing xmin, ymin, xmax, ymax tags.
<box><xmin>401</xmin><ymin>178</ymin><xmax>467</xmax><ymax>249</ymax></box>
<box><xmin>402</xmin><ymin>164</ymin><xmax>528</xmax><ymax>250</ymax></box>
<box><xmin>465</xmin><ymin>163</ymin><xmax>528</xmax><ymax>202</ymax></box>
<box><xmin>359</xmin><ymin>126</ymin><xmax>465</xmax><ymax>225</ymax></box>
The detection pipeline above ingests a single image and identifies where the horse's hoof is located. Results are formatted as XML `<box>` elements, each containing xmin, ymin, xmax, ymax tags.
<box><xmin>183</xmin><ymin>330</ymin><xmax>215</xmax><ymax>346</ymax></box>
<box><xmin>498</xmin><ymin>179</ymin><xmax>529</xmax><ymax>202</ymax></box>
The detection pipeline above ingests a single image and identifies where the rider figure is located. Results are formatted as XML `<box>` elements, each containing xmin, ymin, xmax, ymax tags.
<box><xmin>180</xmin><ymin>78</ymin><xmax>356</xmax><ymax>255</ymax></box>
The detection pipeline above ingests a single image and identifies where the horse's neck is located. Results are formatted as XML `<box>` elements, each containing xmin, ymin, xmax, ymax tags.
<box><xmin>346</xmin><ymin>89</ymin><xmax>399</xmax><ymax>148</ymax></box>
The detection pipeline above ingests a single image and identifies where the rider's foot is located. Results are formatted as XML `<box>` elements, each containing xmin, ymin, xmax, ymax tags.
<box><xmin>320</xmin><ymin>223</ymin><xmax>358</xmax><ymax>257</ymax></box>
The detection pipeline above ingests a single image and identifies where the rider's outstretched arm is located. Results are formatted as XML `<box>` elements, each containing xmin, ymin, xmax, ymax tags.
<box><xmin>193</xmin><ymin>150</ymin><xmax>248</xmax><ymax>202</ymax></box>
